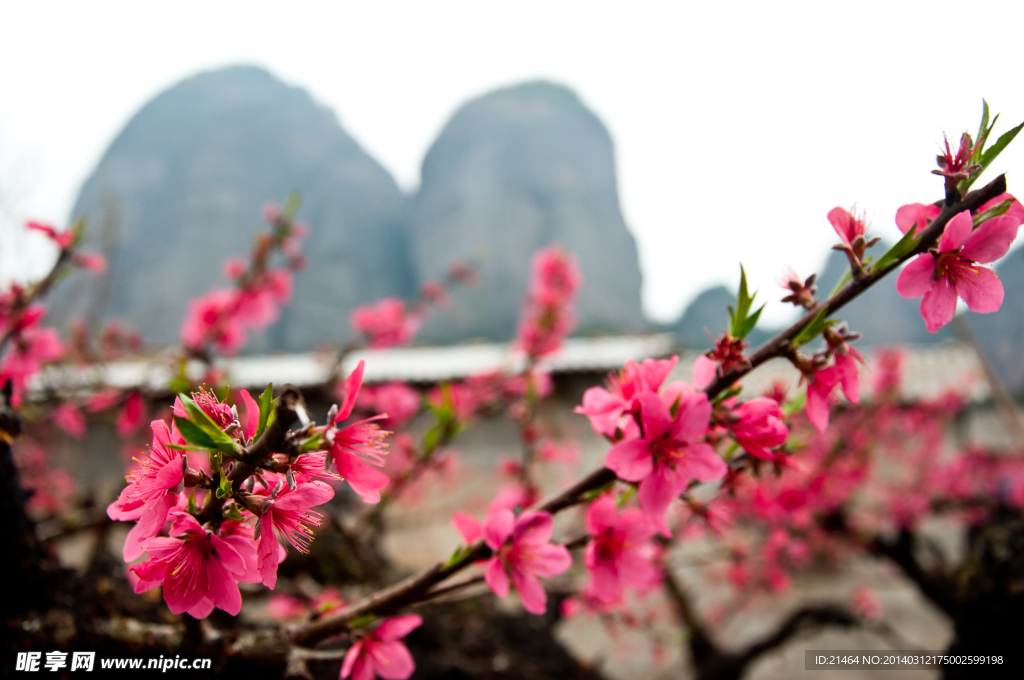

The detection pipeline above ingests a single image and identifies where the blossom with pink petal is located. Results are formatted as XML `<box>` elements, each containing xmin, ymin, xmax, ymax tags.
<box><xmin>453</xmin><ymin>509</ymin><xmax>572</xmax><ymax>614</ymax></box>
<box><xmin>895</xmin><ymin>203</ymin><xmax>941</xmax><ymax>237</ymax></box>
<box><xmin>729</xmin><ymin>398</ymin><xmax>788</xmax><ymax>460</ymax></box>
<box><xmin>328</xmin><ymin>361</ymin><xmax>391</xmax><ymax>503</ymax></box>
<box><xmin>130</xmin><ymin>512</ymin><xmax>248</xmax><ymax>618</ymax></box>
<box><xmin>605</xmin><ymin>384</ymin><xmax>725</xmax><ymax>536</ymax></box>
<box><xmin>340</xmin><ymin>615</ymin><xmax>422</xmax><ymax>680</ymax></box>
<box><xmin>107</xmin><ymin>419</ymin><xmax>187</xmax><ymax>560</ymax></box>
<box><xmin>575</xmin><ymin>356</ymin><xmax>678</xmax><ymax>439</ymax></box>
<box><xmin>896</xmin><ymin>210</ymin><xmax>1020</xmax><ymax>332</ymax></box>
<box><xmin>583</xmin><ymin>495</ymin><xmax>659</xmax><ymax>603</ymax></box>
<box><xmin>254</xmin><ymin>481</ymin><xmax>335</xmax><ymax>589</ymax></box>
<box><xmin>804</xmin><ymin>351</ymin><xmax>862</xmax><ymax>434</ymax></box>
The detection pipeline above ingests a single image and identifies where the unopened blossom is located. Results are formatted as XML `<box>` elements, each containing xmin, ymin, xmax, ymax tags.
<box><xmin>897</xmin><ymin>210</ymin><xmax>1020</xmax><ymax>332</ymax></box>
<box><xmin>779</xmin><ymin>267</ymin><xmax>817</xmax><ymax>309</ymax></box>
<box><xmin>583</xmin><ymin>495</ymin><xmax>659</xmax><ymax>603</ymax></box>
<box><xmin>26</xmin><ymin>221</ymin><xmax>75</xmax><ymax>249</ymax></box>
<box><xmin>350</xmin><ymin>297</ymin><xmax>422</xmax><ymax>348</ymax></box>
<box><xmin>72</xmin><ymin>252</ymin><xmax>107</xmax><ymax>273</ymax></box>
<box><xmin>932</xmin><ymin>132</ymin><xmax>981</xmax><ymax>185</ymax></box>
<box><xmin>131</xmin><ymin>512</ymin><xmax>248</xmax><ymax>618</ymax></box>
<box><xmin>729</xmin><ymin>398</ymin><xmax>788</xmax><ymax>460</ymax></box>
<box><xmin>340</xmin><ymin>615</ymin><xmax>422</xmax><ymax>680</ymax></box>
<box><xmin>828</xmin><ymin>207</ymin><xmax>867</xmax><ymax>248</ymax></box>
<box><xmin>693</xmin><ymin>333</ymin><xmax>749</xmax><ymax>389</ymax></box>
<box><xmin>575</xmin><ymin>356</ymin><xmax>678</xmax><ymax>439</ymax></box>
<box><xmin>328</xmin><ymin>360</ymin><xmax>391</xmax><ymax>503</ymax></box>
<box><xmin>107</xmin><ymin>420</ymin><xmax>187</xmax><ymax>560</ymax></box>
<box><xmin>254</xmin><ymin>481</ymin><xmax>334</xmax><ymax>589</ymax></box>
<box><xmin>605</xmin><ymin>384</ymin><xmax>725</xmax><ymax>536</ymax></box>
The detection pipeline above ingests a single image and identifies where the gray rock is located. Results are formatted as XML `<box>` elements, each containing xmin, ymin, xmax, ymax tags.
<box><xmin>407</xmin><ymin>81</ymin><xmax>647</xmax><ymax>343</ymax></box>
<box><xmin>52</xmin><ymin>65</ymin><xmax>412</xmax><ymax>352</ymax></box>
<box><xmin>968</xmin><ymin>246</ymin><xmax>1024</xmax><ymax>393</ymax></box>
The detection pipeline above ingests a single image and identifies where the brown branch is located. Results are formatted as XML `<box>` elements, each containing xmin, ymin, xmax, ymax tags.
<box><xmin>289</xmin><ymin>175</ymin><xmax>1007</xmax><ymax>648</ymax></box>
<box><xmin>196</xmin><ymin>386</ymin><xmax>302</xmax><ymax>525</ymax></box>
<box><xmin>870</xmin><ymin>529</ymin><xmax>957</xmax><ymax>617</ymax></box>
<box><xmin>703</xmin><ymin>174</ymin><xmax>1007</xmax><ymax>397</ymax></box>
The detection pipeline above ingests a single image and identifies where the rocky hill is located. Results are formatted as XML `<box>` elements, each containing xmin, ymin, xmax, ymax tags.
<box><xmin>52</xmin><ymin>65</ymin><xmax>412</xmax><ymax>352</ymax></box>
<box><xmin>53</xmin><ymin>71</ymin><xmax>648</xmax><ymax>350</ymax></box>
<box><xmin>407</xmin><ymin>81</ymin><xmax>647</xmax><ymax>343</ymax></box>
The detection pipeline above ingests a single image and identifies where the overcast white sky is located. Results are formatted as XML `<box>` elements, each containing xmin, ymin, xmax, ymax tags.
<box><xmin>2</xmin><ymin>0</ymin><xmax>1023</xmax><ymax>325</ymax></box>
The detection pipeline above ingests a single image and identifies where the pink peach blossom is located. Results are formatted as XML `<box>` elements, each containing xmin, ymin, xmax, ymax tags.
<box><xmin>340</xmin><ymin>615</ymin><xmax>422</xmax><ymax>680</ymax></box>
<box><xmin>605</xmin><ymin>384</ymin><xmax>724</xmax><ymax>536</ymax></box>
<box><xmin>131</xmin><ymin>512</ymin><xmax>248</xmax><ymax>618</ymax></box>
<box><xmin>583</xmin><ymin>495</ymin><xmax>659</xmax><ymax>603</ymax></box>
<box><xmin>827</xmin><ymin>207</ymin><xmax>866</xmax><ymax>247</ymax></box>
<box><xmin>575</xmin><ymin>356</ymin><xmax>678</xmax><ymax>439</ymax></box>
<box><xmin>896</xmin><ymin>210</ymin><xmax>1020</xmax><ymax>332</ymax></box>
<box><xmin>107</xmin><ymin>420</ymin><xmax>187</xmax><ymax>561</ymax></box>
<box><xmin>729</xmin><ymin>398</ymin><xmax>788</xmax><ymax>460</ymax></box>
<box><xmin>254</xmin><ymin>481</ymin><xmax>334</xmax><ymax>589</ymax></box>
<box><xmin>328</xmin><ymin>361</ymin><xmax>391</xmax><ymax>503</ymax></box>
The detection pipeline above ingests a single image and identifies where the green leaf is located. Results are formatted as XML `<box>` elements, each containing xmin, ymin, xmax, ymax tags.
<box><xmin>871</xmin><ymin>224</ymin><xmax>920</xmax><ymax>274</ymax></box>
<box><xmin>740</xmin><ymin>303</ymin><xmax>765</xmax><ymax>338</ymax></box>
<box><xmin>582</xmin><ymin>478</ymin><xmax>617</xmax><ymax>501</ymax></box>
<box><xmin>973</xmin><ymin>198</ymin><xmax>1012</xmax><ymax>228</ymax></box>
<box><xmin>782</xmin><ymin>389</ymin><xmax>807</xmax><ymax>417</ymax></box>
<box><xmin>446</xmin><ymin>544</ymin><xmax>472</xmax><ymax>567</ymax></box>
<box><xmin>257</xmin><ymin>384</ymin><xmax>274</xmax><ymax>438</ymax></box>
<box><xmin>348</xmin><ymin>615</ymin><xmax>376</xmax><ymax>631</ymax></box>
<box><xmin>178</xmin><ymin>394</ymin><xmax>239</xmax><ymax>454</ymax></box>
<box><xmin>174</xmin><ymin>416</ymin><xmax>219</xmax><ymax>451</ymax></box>
<box><xmin>791</xmin><ymin>308</ymin><xmax>835</xmax><ymax>347</ymax></box>
<box><xmin>729</xmin><ymin>265</ymin><xmax>760</xmax><ymax>338</ymax></box>
<box><xmin>978</xmin><ymin>121</ymin><xmax>1023</xmax><ymax>170</ymax></box>
<box><xmin>281</xmin><ymin>192</ymin><xmax>303</xmax><ymax>221</ymax></box>
<box><xmin>215</xmin><ymin>473</ymin><xmax>233</xmax><ymax>499</ymax></box>
<box><xmin>976</xmin><ymin>99</ymin><xmax>991</xmax><ymax>148</ymax></box>
<box><xmin>185</xmin><ymin>491</ymin><xmax>197</xmax><ymax>515</ymax></box>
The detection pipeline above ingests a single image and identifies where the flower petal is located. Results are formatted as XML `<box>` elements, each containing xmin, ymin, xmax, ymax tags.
<box><xmin>896</xmin><ymin>254</ymin><xmax>936</xmax><ymax>299</ymax></box>
<box><xmin>510</xmin><ymin>568</ymin><xmax>548</xmax><ymax>615</ymax></box>
<box><xmin>955</xmin><ymin>265</ymin><xmax>1004</xmax><ymax>314</ymax></box>
<box><xmin>960</xmin><ymin>215</ymin><xmax>1020</xmax><ymax>264</ymax></box>
<box><xmin>485</xmin><ymin>557</ymin><xmax>510</xmax><ymax>598</ymax></box>
<box><xmin>375</xmin><ymin>614</ymin><xmax>423</xmax><ymax>642</ymax></box>
<box><xmin>605</xmin><ymin>439</ymin><xmax>653</xmax><ymax>482</ymax></box>
<box><xmin>937</xmin><ymin>211</ymin><xmax>973</xmax><ymax>252</ymax></box>
<box><xmin>920</xmin><ymin>276</ymin><xmax>958</xmax><ymax>332</ymax></box>
<box><xmin>585</xmin><ymin>495</ymin><xmax>618</xmax><ymax>536</ymax></box>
